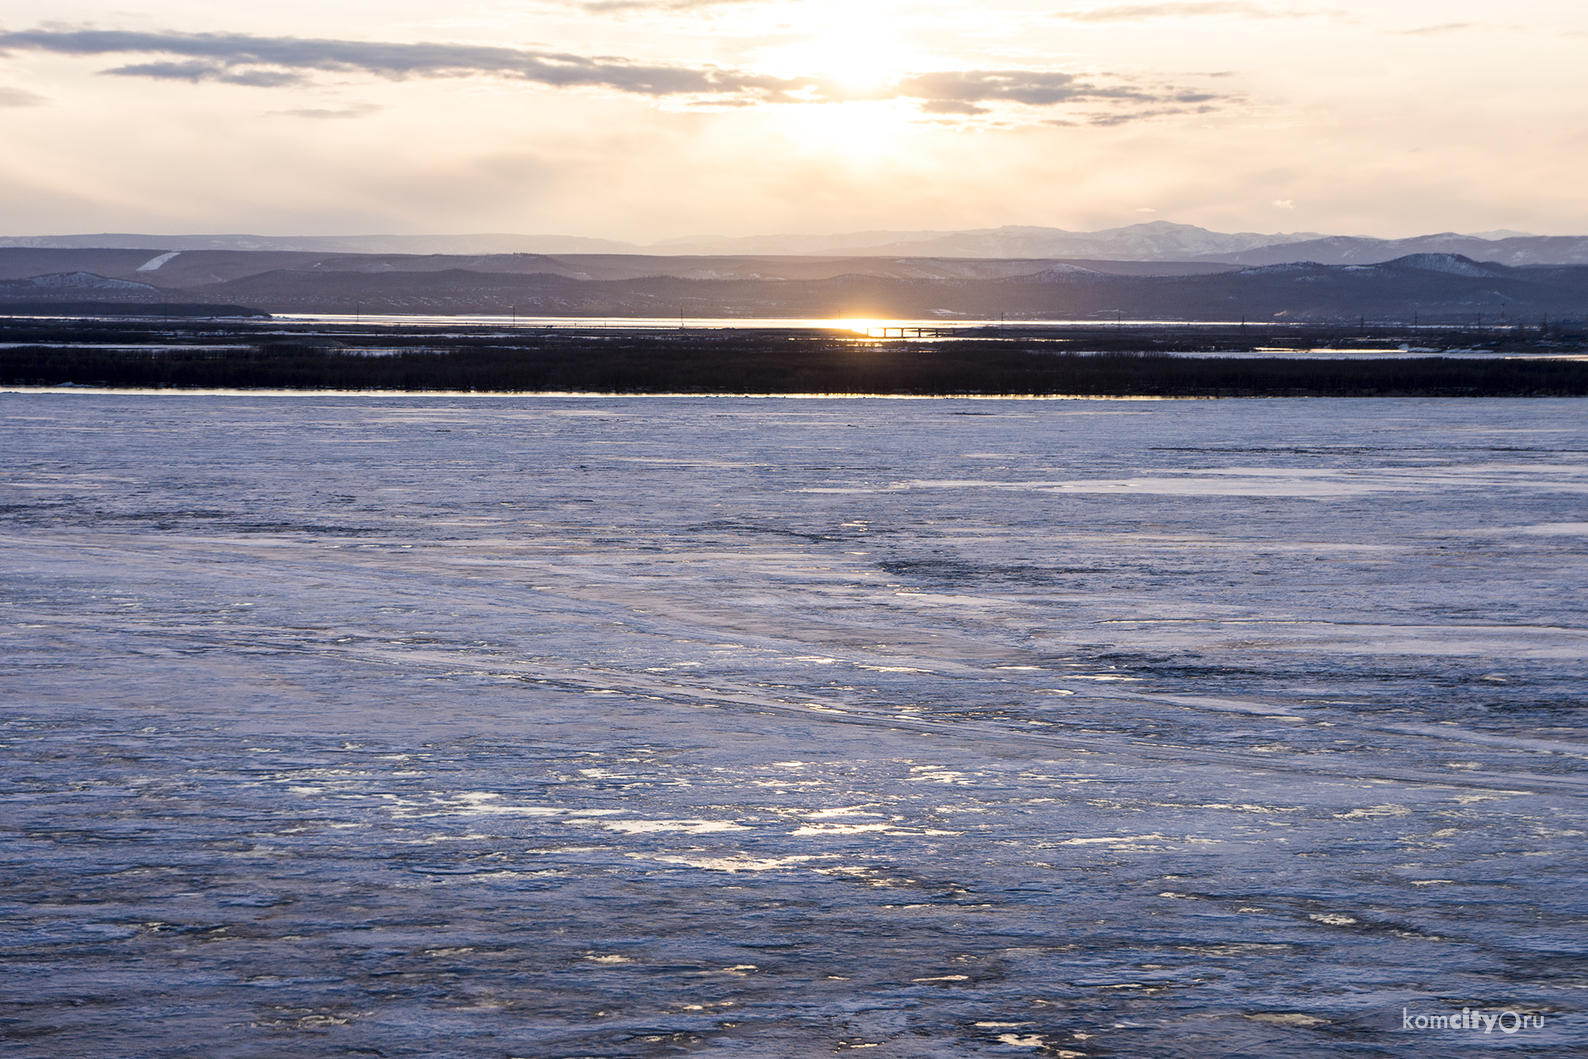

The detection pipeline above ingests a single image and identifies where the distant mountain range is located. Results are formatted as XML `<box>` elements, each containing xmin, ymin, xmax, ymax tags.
<box><xmin>2</xmin><ymin>248</ymin><xmax>1584</xmax><ymax>323</ymax></box>
<box><xmin>6</xmin><ymin>221</ymin><xmax>1588</xmax><ymax>266</ymax></box>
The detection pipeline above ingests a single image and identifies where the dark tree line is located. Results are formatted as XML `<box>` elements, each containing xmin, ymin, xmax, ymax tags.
<box><xmin>4</xmin><ymin>331</ymin><xmax>1587</xmax><ymax>396</ymax></box>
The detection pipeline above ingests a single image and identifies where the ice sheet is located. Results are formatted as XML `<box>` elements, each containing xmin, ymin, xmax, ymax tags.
<box><xmin>1</xmin><ymin>394</ymin><xmax>1584</xmax><ymax>1057</ymax></box>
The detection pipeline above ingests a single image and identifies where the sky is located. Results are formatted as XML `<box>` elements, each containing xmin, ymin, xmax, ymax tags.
<box><xmin>0</xmin><ymin>1</ymin><xmax>1585</xmax><ymax>241</ymax></box>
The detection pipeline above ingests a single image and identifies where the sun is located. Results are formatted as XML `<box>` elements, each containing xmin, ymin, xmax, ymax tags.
<box><xmin>834</xmin><ymin>318</ymin><xmax>891</xmax><ymax>335</ymax></box>
<box><xmin>750</xmin><ymin>10</ymin><xmax>917</xmax><ymax>101</ymax></box>
<box><xmin>731</xmin><ymin>5</ymin><xmax>939</xmax><ymax>158</ymax></box>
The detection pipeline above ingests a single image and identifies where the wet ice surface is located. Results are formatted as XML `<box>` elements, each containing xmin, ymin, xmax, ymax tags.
<box><xmin>2</xmin><ymin>395</ymin><xmax>1585</xmax><ymax>1058</ymax></box>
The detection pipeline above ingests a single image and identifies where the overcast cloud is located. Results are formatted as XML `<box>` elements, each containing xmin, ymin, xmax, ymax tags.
<box><xmin>0</xmin><ymin>0</ymin><xmax>1582</xmax><ymax>240</ymax></box>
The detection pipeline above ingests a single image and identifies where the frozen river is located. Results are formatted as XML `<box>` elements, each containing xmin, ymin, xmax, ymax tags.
<box><xmin>2</xmin><ymin>394</ymin><xmax>1585</xmax><ymax>1057</ymax></box>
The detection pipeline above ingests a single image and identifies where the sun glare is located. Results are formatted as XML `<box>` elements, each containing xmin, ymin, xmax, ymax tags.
<box><xmin>752</xmin><ymin>10</ymin><xmax>917</xmax><ymax>100</ymax></box>
<box><xmin>740</xmin><ymin>6</ymin><xmax>935</xmax><ymax>157</ymax></box>
<box><xmin>774</xmin><ymin>99</ymin><xmax>917</xmax><ymax>159</ymax></box>
<box><xmin>833</xmin><ymin>318</ymin><xmax>896</xmax><ymax>336</ymax></box>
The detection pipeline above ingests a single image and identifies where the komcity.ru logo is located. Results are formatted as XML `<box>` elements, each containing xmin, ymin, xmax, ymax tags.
<box><xmin>1402</xmin><ymin>1007</ymin><xmax>1545</xmax><ymax>1034</ymax></box>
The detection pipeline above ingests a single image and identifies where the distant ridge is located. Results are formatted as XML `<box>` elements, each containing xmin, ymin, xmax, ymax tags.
<box><xmin>1209</xmin><ymin>232</ymin><xmax>1588</xmax><ymax>268</ymax></box>
<box><xmin>3</xmin><ymin>251</ymin><xmax>1583</xmax><ymax>323</ymax></box>
<box><xmin>2</xmin><ymin>271</ymin><xmax>160</xmax><ymax>291</ymax></box>
<box><xmin>0</xmin><ymin>233</ymin><xmax>638</xmax><ymax>255</ymax></box>
<box><xmin>5</xmin><ymin>221</ymin><xmax>1585</xmax><ymax>265</ymax></box>
<box><xmin>0</xmin><ymin>222</ymin><xmax>1302</xmax><ymax>259</ymax></box>
<box><xmin>644</xmin><ymin>222</ymin><xmax>1331</xmax><ymax>258</ymax></box>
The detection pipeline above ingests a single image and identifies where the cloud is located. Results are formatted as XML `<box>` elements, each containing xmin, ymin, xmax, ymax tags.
<box><xmin>1394</xmin><ymin>23</ymin><xmax>1477</xmax><ymax>36</ymax></box>
<box><xmin>919</xmin><ymin>99</ymin><xmax>991</xmax><ymax>116</ymax></box>
<box><xmin>110</xmin><ymin>60</ymin><xmax>304</xmax><ymax>87</ymax></box>
<box><xmin>1052</xmin><ymin>2</ymin><xmax>1280</xmax><ymax>22</ymax></box>
<box><xmin>0</xmin><ymin>84</ymin><xmax>46</xmax><ymax>106</ymax></box>
<box><xmin>580</xmin><ymin>0</ymin><xmax>764</xmax><ymax>10</ymax></box>
<box><xmin>0</xmin><ymin>26</ymin><xmax>1235</xmax><ymax>124</ymax></box>
<box><xmin>1083</xmin><ymin>104</ymin><xmax>1214</xmax><ymax>126</ymax></box>
<box><xmin>273</xmin><ymin>103</ymin><xmax>384</xmax><ymax>119</ymax></box>
<box><xmin>892</xmin><ymin>70</ymin><xmax>1154</xmax><ymax>107</ymax></box>
<box><xmin>1273</xmin><ymin>198</ymin><xmax>1295</xmax><ymax>208</ymax></box>
<box><xmin>0</xmin><ymin>27</ymin><xmax>800</xmax><ymax>98</ymax></box>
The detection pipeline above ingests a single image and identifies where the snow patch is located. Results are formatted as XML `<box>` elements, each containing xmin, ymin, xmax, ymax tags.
<box><xmin>136</xmin><ymin>252</ymin><xmax>182</xmax><ymax>272</ymax></box>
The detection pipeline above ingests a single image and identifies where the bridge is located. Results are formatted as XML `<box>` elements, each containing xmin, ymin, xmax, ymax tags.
<box><xmin>853</xmin><ymin>325</ymin><xmax>964</xmax><ymax>339</ymax></box>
